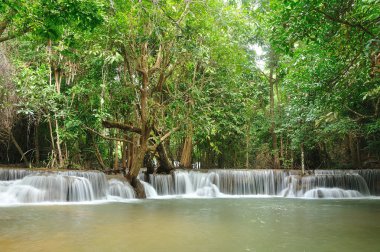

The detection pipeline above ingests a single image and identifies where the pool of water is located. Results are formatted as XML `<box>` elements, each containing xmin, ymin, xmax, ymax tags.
<box><xmin>1</xmin><ymin>198</ymin><xmax>380</xmax><ymax>252</ymax></box>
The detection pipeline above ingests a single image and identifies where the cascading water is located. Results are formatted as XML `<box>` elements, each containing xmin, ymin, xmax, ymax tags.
<box><xmin>143</xmin><ymin>169</ymin><xmax>379</xmax><ymax>199</ymax></box>
<box><xmin>108</xmin><ymin>179</ymin><xmax>135</xmax><ymax>199</ymax></box>
<box><xmin>0</xmin><ymin>169</ymin><xmax>135</xmax><ymax>204</ymax></box>
<box><xmin>1</xmin><ymin>168</ymin><xmax>379</xmax><ymax>204</ymax></box>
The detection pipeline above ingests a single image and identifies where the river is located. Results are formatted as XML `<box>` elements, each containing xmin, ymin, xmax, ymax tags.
<box><xmin>1</xmin><ymin>198</ymin><xmax>379</xmax><ymax>252</ymax></box>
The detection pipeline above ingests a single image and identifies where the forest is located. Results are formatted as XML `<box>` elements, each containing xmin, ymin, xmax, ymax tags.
<box><xmin>0</xmin><ymin>0</ymin><xmax>379</xmax><ymax>186</ymax></box>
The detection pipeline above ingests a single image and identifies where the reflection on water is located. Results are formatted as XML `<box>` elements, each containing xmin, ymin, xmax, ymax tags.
<box><xmin>0</xmin><ymin>198</ymin><xmax>380</xmax><ymax>252</ymax></box>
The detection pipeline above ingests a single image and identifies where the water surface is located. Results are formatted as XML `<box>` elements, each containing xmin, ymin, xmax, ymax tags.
<box><xmin>1</xmin><ymin>198</ymin><xmax>379</xmax><ymax>252</ymax></box>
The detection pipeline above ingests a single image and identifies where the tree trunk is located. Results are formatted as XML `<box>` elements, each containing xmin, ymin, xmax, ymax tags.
<box><xmin>245</xmin><ymin>124</ymin><xmax>250</xmax><ymax>169</ymax></box>
<box><xmin>127</xmin><ymin>141</ymin><xmax>146</xmax><ymax>177</ymax></box>
<box><xmin>269</xmin><ymin>50</ymin><xmax>280</xmax><ymax>169</ymax></box>
<box><xmin>10</xmin><ymin>131</ymin><xmax>29</xmax><ymax>167</ymax></box>
<box><xmin>122</xmin><ymin>135</ymin><xmax>127</xmax><ymax>170</ymax></box>
<box><xmin>156</xmin><ymin>142</ymin><xmax>174</xmax><ymax>173</ymax></box>
<box><xmin>126</xmin><ymin>133</ymin><xmax>148</xmax><ymax>198</ymax></box>
<box><xmin>34</xmin><ymin>116</ymin><xmax>40</xmax><ymax>164</ymax></box>
<box><xmin>301</xmin><ymin>143</ymin><xmax>305</xmax><ymax>175</ymax></box>
<box><xmin>144</xmin><ymin>152</ymin><xmax>155</xmax><ymax>175</ymax></box>
<box><xmin>349</xmin><ymin>133</ymin><xmax>358</xmax><ymax>168</ymax></box>
<box><xmin>113</xmin><ymin>139</ymin><xmax>119</xmax><ymax>170</ymax></box>
<box><xmin>275</xmin><ymin>67</ymin><xmax>283</xmax><ymax>166</ymax></box>
<box><xmin>127</xmin><ymin>136</ymin><xmax>134</xmax><ymax>170</ymax></box>
<box><xmin>54</xmin><ymin>118</ymin><xmax>64</xmax><ymax>168</ymax></box>
<box><xmin>356</xmin><ymin>137</ymin><xmax>361</xmax><ymax>168</ymax></box>
<box><xmin>180</xmin><ymin>127</ymin><xmax>193</xmax><ymax>169</ymax></box>
<box><xmin>125</xmin><ymin>43</ymin><xmax>151</xmax><ymax>198</ymax></box>
<box><xmin>92</xmin><ymin>138</ymin><xmax>107</xmax><ymax>170</ymax></box>
<box><xmin>47</xmin><ymin>117</ymin><xmax>56</xmax><ymax>168</ymax></box>
<box><xmin>130</xmin><ymin>176</ymin><xmax>146</xmax><ymax>199</ymax></box>
<box><xmin>280</xmin><ymin>135</ymin><xmax>284</xmax><ymax>166</ymax></box>
<box><xmin>290</xmin><ymin>149</ymin><xmax>294</xmax><ymax>169</ymax></box>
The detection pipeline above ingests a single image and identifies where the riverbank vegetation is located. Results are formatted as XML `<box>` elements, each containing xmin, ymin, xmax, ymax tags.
<box><xmin>0</xmin><ymin>0</ymin><xmax>379</xmax><ymax>182</ymax></box>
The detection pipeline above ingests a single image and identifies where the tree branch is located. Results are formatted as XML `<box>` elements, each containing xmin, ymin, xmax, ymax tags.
<box><xmin>148</xmin><ymin>44</ymin><xmax>163</xmax><ymax>75</ymax></box>
<box><xmin>102</xmin><ymin>120</ymin><xmax>142</xmax><ymax>134</ymax></box>
<box><xmin>0</xmin><ymin>33</ymin><xmax>17</xmax><ymax>43</ymax></box>
<box><xmin>148</xmin><ymin>126</ymin><xmax>180</xmax><ymax>151</ymax></box>
<box><xmin>176</xmin><ymin>1</ymin><xmax>191</xmax><ymax>25</ymax></box>
<box><xmin>84</xmin><ymin>126</ymin><xmax>133</xmax><ymax>143</ymax></box>
<box><xmin>345</xmin><ymin>105</ymin><xmax>374</xmax><ymax>119</ymax></box>
<box><xmin>314</xmin><ymin>8</ymin><xmax>375</xmax><ymax>37</ymax></box>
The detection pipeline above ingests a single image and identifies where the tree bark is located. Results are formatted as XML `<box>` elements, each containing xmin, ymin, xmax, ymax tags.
<box><xmin>144</xmin><ymin>152</ymin><xmax>155</xmax><ymax>175</ymax></box>
<box><xmin>92</xmin><ymin>138</ymin><xmax>107</xmax><ymax>170</ymax></box>
<box><xmin>34</xmin><ymin>116</ymin><xmax>40</xmax><ymax>164</ymax></box>
<box><xmin>269</xmin><ymin>50</ymin><xmax>280</xmax><ymax>169</ymax></box>
<box><xmin>180</xmin><ymin>125</ymin><xmax>193</xmax><ymax>168</ymax></box>
<box><xmin>54</xmin><ymin>118</ymin><xmax>64</xmax><ymax>168</ymax></box>
<box><xmin>301</xmin><ymin>143</ymin><xmax>305</xmax><ymax>175</ymax></box>
<box><xmin>113</xmin><ymin>139</ymin><xmax>119</xmax><ymax>170</ymax></box>
<box><xmin>130</xmin><ymin>176</ymin><xmax>146</xmax><ymax>199</ymax></box>
<box><xmin>47</xmin><ymin>117</ymin><xmax>56</xmax><ymax>168</ymax></box>
<box><xmin>127</xmin><ymin>135</ymin><xmax>136</xmax><ymax>170</ymax></box>
<box><xmin>10</xmin><ymin>132</ymin><xmax>29</xmax><ymax>167</ymax></box>
<box><xmin>356</xmin><ymin>137</ymin><xmax>361</xmax><ymax>168</ymax></box>
<box><xmin>349</xmin><ymin>133</ymin><xmax>358</xmax><ymax>167</ymax></box>
<box><xmin>102</xmin><ymin>120</ymin><xmax>142</xmax><ymax>134</ymax></box>
<box><xmin>245</xmin><ymin>124</ymin><xmax>250</xmax><ymax>169</ymax></box>
<box><xmin>122</xmin><ymin>135</ymin><xmax>127</xmax><ymax>170</ymax></box>
<box><xmin>156</xmin><ymin>142</ymin><xmax>174</xmax><ymax>173</ymax></box>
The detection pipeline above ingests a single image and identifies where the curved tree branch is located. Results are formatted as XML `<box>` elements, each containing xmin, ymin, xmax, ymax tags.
<box><xmin>102</xmin><ymin>120</ymin><xmax>142</xmax><ymax>134</ymax></box>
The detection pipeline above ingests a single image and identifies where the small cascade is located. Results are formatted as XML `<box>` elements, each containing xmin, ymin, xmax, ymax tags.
<box><xmin>61</xmin><ymin>171</ymin><xmax>108</xmax><ymax>199</ymax></box>
<box><xmin>188</xmin><ymin>171</ymin><xmax>219</xmax><ymax>193</ymax></box>
<box><xmin>108</xmin><ymin>179</ymin><xmax>135</xmax><ymax>199</ymax></box>
<box><xmin>0</xmin><ymin>169</ymin><xmax>134</xmax><ymax>204</ymax></box>
<box><xmin>174</xmin><ymin>171</ymin><xmax>194</xmax><ymax>194</ymax></box>
<box><xmin>300</xmin><ymin>174</ymin><xmax>370</xmax><ymax>196</ymax></box>
<box><xmin>215</xmin><ymin>170</ymin><xmax>287</xmax><ymax>195</ymax></box>
<box><xmin>304</xmin><ymin>188</ymin><xmax>363</xmax><ymax>198</ymax></box>
<box><xmin>149</xmin><ymin>174</ymin><xmax>175</xmax><ymax>195</ymax></box>
<box><xmin>0</xmin><ymin>174</ymin><xmax>95</xmax><ymax>203</ymax></box>
<box><xmin>195</xmin><ymin>183</ymin><xmax>221</xmax><ymax>197</ymax></box>
<box><xmin>141</xmin><ymin>181</ymin><xmax>158</xmax><ymax>198</ymax></box>
<box><xmin>358</xmin><ymin>169</ymin><xmax>380</xmax><ymax>195</ymax></box>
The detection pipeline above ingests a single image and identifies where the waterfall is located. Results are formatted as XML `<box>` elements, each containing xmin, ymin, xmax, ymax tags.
<box><xmin>61</xmin><ymin>171</ymin><xmax>109</xmax><ymax>199</ymax></box>
<box><xmin>141</xmin><ymin>181</ymin><xmax>158</xmax><ymax>198</ymax></box>
<box><xmin>0</xmin><ymin>169</ymin><xmax>133</xmax><ymax>204</ymax></box>
<box><xmin>1</xmin><ymin>174</ymin><xmax>95</xmax><ymax>203</ymax></box>
<box><xmin>1</xmin><ymin>168</ymin><xmax>379</xmax><ymax>204</ymax></box>
<box><xmin>304</xmin><ymin>188</ymin><xmax>363</xmax><ymax>198</ymax></box>
<box><xmin>149</xmin><ymin>174</ymin><xmax>175</xmax><ymax>195</ymax></box>
<box><xmin>143</xmin><ymin>169</ymin><xmax>379</xmax><ymax>198</ymax></box>
<box><xmin>358</xmin><ymin>169</ymin><xmax>380</xmax><ymax>195</ymax></box>
<box><xmin>108</xmin><ymin>179</ymin><xmax>135</xmax><ymax>199</ymax></box>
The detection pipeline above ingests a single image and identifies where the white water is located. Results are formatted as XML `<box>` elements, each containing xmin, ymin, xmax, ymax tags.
<box><xmin>0</xmin><ymin>169</ymin><xmax>133</xmax><ymax>205</ymax></box>
<box><xmin>0</xmin><ymin>168</ymin><xmax>379</xmax><ymax>205</ymax></box>
<box><xmin>108</xmin><ymin>179</ymin><xmax>135</xmax><ymax>199</ymax></box>
<box><xmin>145</xmin><ymin>169</ymin><xmax>375</xmax><ymax>199</ymax></box>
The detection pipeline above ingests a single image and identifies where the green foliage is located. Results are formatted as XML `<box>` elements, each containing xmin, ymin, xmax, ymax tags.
<box><xmin>1</xmin><ymin>0</ymin><xmax>379</xmax><ymax>169</ymax></box>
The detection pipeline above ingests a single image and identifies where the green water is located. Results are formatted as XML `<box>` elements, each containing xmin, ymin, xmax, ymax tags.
<box><xmin>1</xmin><ymin>198</ymin><xmax>380</xmax><ymax>252</ymax></box>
